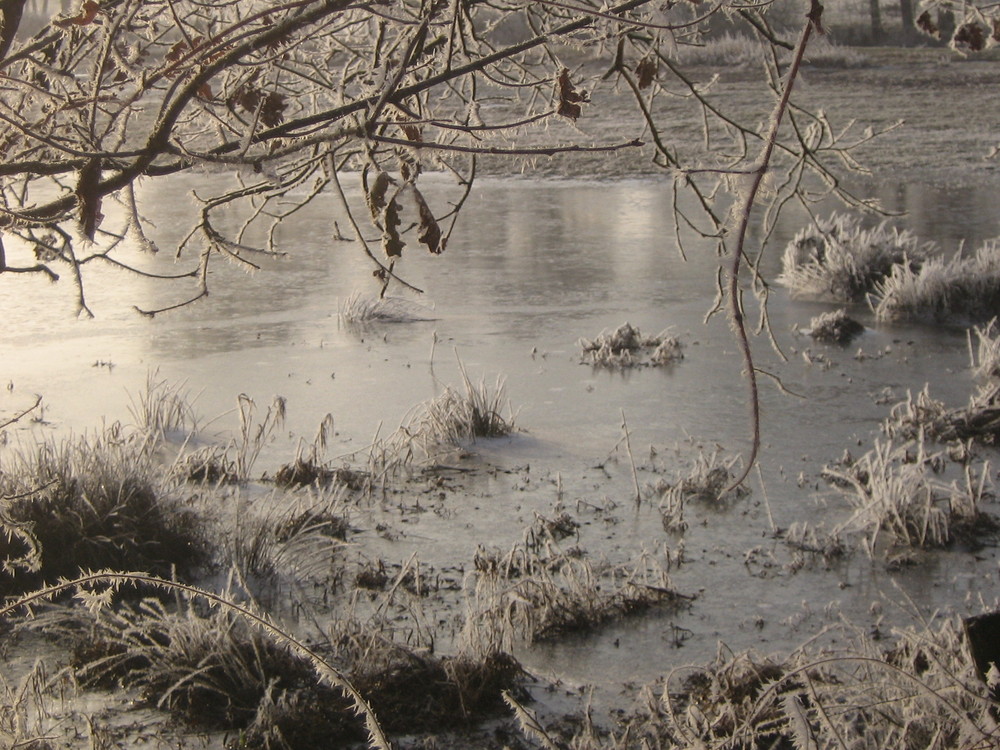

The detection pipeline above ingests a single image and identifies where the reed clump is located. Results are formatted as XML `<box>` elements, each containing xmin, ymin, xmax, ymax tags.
<box><xmin>339</xmin><ymin>291</ymin><xmax>432</xmax><ymax>326</ymax></box>
<box><xmin>873</xmin><ymin>242</ymin><xmax>1000</xmax><ymax>323</ymax></box>
<box><xmin>779</xmin><ymin>213</ymin><xmax>931</xmax><ymax>301</ymax></box>
<box><xmin>462</xmin><ymin>544</ymin><xmax>689</xmax><ymax>653</ymax></box>
<box><xmin>0</xmin><ymin>429</ymin><xmax>207</xmax><ymax>595</ymax></box>
<box><xmin>580</xmin><ymin>322</ymin><xmax>683</xmax><ymax>367</ymax></box>
<box><xmin>39</xmin><ymin>586</ymin><xmax>524</xmax><ymax>748</ymax></box>
<box><xmin>824</xmin><ymin>437</ymin><xmax>996</xmax><ymax>555</ymax></box>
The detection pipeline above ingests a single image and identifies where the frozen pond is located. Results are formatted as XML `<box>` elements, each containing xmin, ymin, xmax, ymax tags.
<box><xmin>2</xmin><ymin>172</ymin><xmax>1000</xmax><ymax>697</ymax></box>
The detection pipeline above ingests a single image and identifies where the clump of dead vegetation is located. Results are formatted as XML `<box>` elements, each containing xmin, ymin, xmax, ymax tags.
<box><xmin>367</xmin><ymin>364</ymin><xmax>517</xmax><ymax>474</ymax></box>
<box><xmin>873</xmin><ymin>242</ymin><xmax>1000</xmax><ymax>323</ymax></box>
<box><xmin>462</xmin><ymin>538</ymin><xmax>689</xmax><ymax>654</ymax></box>
<box><xmin>0</xmin><ymin>428</ymin><xmax>207</xmax><ymax>595</ymax></box>
<box><xmin>806</xmin><ymin>307</ymin><xmax>865</xmax><ymax>343</ymax></box>
<box><xmin>883</xmin><ymin>322</ymin><xmax>1000</xmax><ymax>445</ymax></box>
<box><xmin>504</xmin><ymin>610</ymin><xmax>1000</xmax><ymax>750</ymax></box>
<box><xmin>779</xmin><ymin>213</ymin><xmax>931</xmax><ymax>301</ymax></box>
<box><xmin>580</xmin><ymin>322</ymin><xmax>683</xmax><ymax>367</ymax></box>
<box><xmin>823</xmin><ymin>437</ymin><xmax>996</xmax><ymax>556</ymax></box>
<box><xmin>10</xmin><ymin>573</ymin><xmax>525</xmax><ymax>750</ymax></box>
<box><xmin>653</xmin><ymin>449</ymin><xmax>749</xmax><ymax>533</ymax></box>
<box><xmin>339</xmin><ymin>290</ymin><xmax>433</xmax><ymax>325</ymax></box>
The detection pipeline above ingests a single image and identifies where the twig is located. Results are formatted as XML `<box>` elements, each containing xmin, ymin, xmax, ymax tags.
<box><xmin>0</xmin><ymin>394</ymin><xmax>43</xmax><ymax>431</ymax></box>
<box><xmin>621</xmin><ymin>409</ymin><xmax>642</xmax><ymax>505</ymax></box>
<box><xmin>724</xmin><ymin>1</ymin><xmax>822</xmax><ymax>494</ymax></box>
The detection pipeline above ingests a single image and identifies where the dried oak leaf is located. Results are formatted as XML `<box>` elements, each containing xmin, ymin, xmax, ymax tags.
<box><xmin>993</xmin><ymin>17</ymin><xmax>1000</xmax><ymax>43</ymax></box>
<box><xmin>556</xmin><ymin>68</ymin><xmax>588</xmax><ymax>121</ymax></box>
<box><xmin>412</xmin><ymin>187</ymin><xmax>443</xmax><ymax>254</ymax></box>
<box><xmin>954</xmin><ymin>22</ymin><xmax>987</xmax><ymax>51</ymax></box>
<box><xmin>635</xmin><ymin>57</ymin><xmax>657</xmax><ymax>89</ymax></box>
<box><xmin>259</xmin><ymin>91</ymin><xmax>286</xmax><ymax>127</ymax></box>
<box><xmin>916</xmin><ymin>10</ymin><xmax>940</xmax><ymax>38</ymax></box>
<box><xmin>400</xmin><ymin>123</ymin><xmax>422</xmax><ymax>142</ymax></box>
<box><xmin>366</xmin><ymin>171</ymin><xmax>392</xmax><ymax>218</ymax></box>
<box><xmin>76</xmin><ymin>159</ymin><xmax>103</xmax><ymax>241</ymax></box>
<box><xmin>382</xmin><ymin>199</ymin><xmax>405</xmax><ymax>258</ymax></box>
<box><xmin>55</xmin><ymin>0</ymin><xmax>99</xmax><ymax>27</ymax></box>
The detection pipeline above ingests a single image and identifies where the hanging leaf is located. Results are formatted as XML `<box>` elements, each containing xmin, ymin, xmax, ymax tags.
<box><xmin>412</xmin><ymin>187</ymin><xmax>443</xmax><ymax>254</ymax></box>
<box><xmin>259</xmin><ymin>91</ymin><xmax>287</xmax><ymax>127</ymax></box>
<box><xmin>954</xmin><ymin>22</ymin><xmax>986</xmax><ymax>51</ymax></box>
<box><xmin>366</xmin><ymin>170</ymin><xmax>392</xmax><ymax>218</ymax></box>
<box><xmin>556</xmin><ymin>68</ymin><xmax>588</xmax><ymax>121</ymax></box>
<box><xmin>76</xmin><ymin>159</ymin><xmax>103</xmax><ymax>241</ymax></box>
<box><xmin>635</xmin><ymin>57</ymin><xmax>657</xmax><ymax>89</ymax></box>
<box><xmin>55</xmin><ymin>0</ymin><xmax>99</xmax><ymax>27</ymax></box>
<box><xmin>916</xmin><ymin>11</ymin><xmax>939</xmax><ymax>38</ymax></box>
<box><xmin>381</xmin><ymin>199</ymin><xmax>405</xmax><ymax>258</ymax></box>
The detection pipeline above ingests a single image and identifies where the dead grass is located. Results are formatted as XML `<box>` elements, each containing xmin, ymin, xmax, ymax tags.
<box><xmin>807</xmin><ymin>308</ymin><xmax>865</xmax><ymax>344</ymax></box>
<box><xmin>339</xmin><ymin>291</ymin><xmax>433</xmax><ymax>325</ymax></box>
<box><xmin>461</xmin><ymin>544</ymin><xmax>689</xmax><ymax>655</ymax></box>
<box><xmin>580</xmin><ymin>322</ymin><xmax>683</xmax><ymax>367</ymax></box>
<box><xmin>874</xmin><ymin>241</ymin><xmax>1000</xmax><ymax>323</ymax></box>
<box><xmin>0</xmin><ymin>428</ymin><xmax>207</xmax><ymax>595</ymax></box>
<box><xmin>779</xmin><ymin>212</ymin><xmax>931</xmax><ymax>301</ymax></box>
<box><xmin>824</xmin><ymin>437</ymin><xmax>995</xmax><ymax>555</ymax></box>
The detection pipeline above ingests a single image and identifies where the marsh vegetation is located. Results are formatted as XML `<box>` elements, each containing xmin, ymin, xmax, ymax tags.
<box><xmin>4</xmin><ymin>0</ymin><xmax>1000</xmax><ymax>748</ymax></box>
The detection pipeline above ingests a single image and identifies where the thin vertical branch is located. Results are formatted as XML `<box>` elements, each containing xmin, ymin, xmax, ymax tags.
<box><xmin>724</xmin><ymin>0</ymin><xmax>823</xmax><ymax>494</ymax></box>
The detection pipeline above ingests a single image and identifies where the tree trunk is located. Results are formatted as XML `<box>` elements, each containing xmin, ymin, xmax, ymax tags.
<box><xmin>0</xmin><ymin>0</ymin><xmax>26</xmax><ymax>61</ymax></box>
<box><xmin>869</xmin><ymin>0</ymin><xmax>884</xmax><ymax>42</ymax></box>
<box><xmin>899</xmin><ymin>0</ymin><xmax>916</xmax><ymax>44</ymax></box>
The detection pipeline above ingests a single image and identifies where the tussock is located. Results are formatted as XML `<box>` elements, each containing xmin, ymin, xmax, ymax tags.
<box><xmin>779</xmin><ymin>212</ymin><xmax>931</xmax><ymax>301</ymax></box>
<box><xmin>824</xmin><ymin>437</ymin><xmax>995</xmax><ymax>555</ymax></box>
<box><xmin>806</xmin><ymin>307</ymin><xmax>865</xmax><ymax>343</ymax></box>
<box><xmin>873</xmin><ymin>241</ymin><xmax>1000</xmax><ymax>323</ymax></box>
<box><xmin>339</xmin><ymin>291</ymin><xmax>433</xmax><ymax>325</ymax></box>
<box><xmin>462</xmin><ymin>544</ymin><xmax>689</xmax><ymax>654</ymax></box>
<box><xmin>580</xmin><ymin>322</ymin><xmax>683</xmax><ymax>367</ymax></box>
<box><xmin>601</xmin><ymin>614</ymin><xmax>1000</xmax><ymax>750</ymax></box>
<box><xmin>0</xmin><ymin>429</ymin><xmax>207</xmax><ymax>594</ymax></box>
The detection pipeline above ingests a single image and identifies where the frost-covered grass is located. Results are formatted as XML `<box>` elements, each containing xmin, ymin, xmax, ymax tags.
<box><xmin>580</xmin><ymin>322</ymin><xmax>683</xmax><ymax>367</ymax></box>
<box><xmin>873</xmin><ymin>241</ymin><xmax>1000</xmax><ymax>323</ymax></box>
<box><xmin>807</xmin><ymin>307</ymin><xmax>865</xmax><ymax>343</ymax></box>
<box><xmin>824</xmin><ymin>437</ymin><xmax>993</xmax><ymax>555</ymax></box>
<box><xmin>339</xmin><ymin>291</ymin><xmax>432</xmax><ymax>325</ymax></box>
<box><xmin>0</xmin><ymin>428</ymin><xmax>207</xmax><ymax>594</ymax></box>
<box><xmin>779</xmin><ymin>213</ymin><xmax>931</xmax><ymax>301</ymax></box>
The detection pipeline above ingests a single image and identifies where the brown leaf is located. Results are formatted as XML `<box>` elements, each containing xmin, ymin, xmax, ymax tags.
<box><xmin>55</xmin><ymin>0</ymin><xmax>99</xmax><ymax>27</ymax></box>
<box><xmin>366</xmin><ymin>171</ymin><xmax>392</xmax><ymax>218</ymax></box>
<box><xmin>556</xmin><ymin>68</ymin><xmax>588</xmax><ymax>121</ymax></box>
<box><xmin>916</xmin><ymin>10</ymin><xmax>939</xmax><ymax>38</ymax></box>
<box><xmin>400</xmin><ymin>123</ymin><xmax>422</xmax><ymax>142</ymax></box>
<box><xmin>259</xmin><ymin>91</ymin><xmax>286</xmax><ymax>127</ymax></box>
<box><xmin>635</xmin><ymin>57</ymin><xmax>657</xmax><ymax>89</ymax></box>
<box><xmin>381</xmin><ymin>199</ymin><xmax>405</xmax><ymax>258</ymax></box>
<box><xmin>412</xmin><ymin>187</ymin><xmax>443</xmax><ymax>254</ymax></box>
<box><xmin>76</xmin><ymin>159</ymin><xmax>103</xmax><ymax>241</ymax></box>
<box><xmin>992</xmin><ymin>17</ymin><xmax>1000</xmax><ymax>43</ymax></box>
<box><xmin>954</xmin><ymin>22</ymin><xmax>986</xmax><ymax>51</ymax></box>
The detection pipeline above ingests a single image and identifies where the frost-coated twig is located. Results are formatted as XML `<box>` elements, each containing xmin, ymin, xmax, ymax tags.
<box><xmin>724</xmin><ymin>0</ymin><xmax>822</xmax><ymax>493</ymax></box>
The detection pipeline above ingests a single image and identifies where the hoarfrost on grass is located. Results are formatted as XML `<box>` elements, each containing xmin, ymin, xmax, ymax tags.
<box><xmin>779</xmin><ymin>212</ymin><xmax>931</xmax><ymax>301</ymax></box>
<box><xmin>580</xmin><ymin>322</ymin><xmax>683</xmax><ymax>367</ymax></box>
